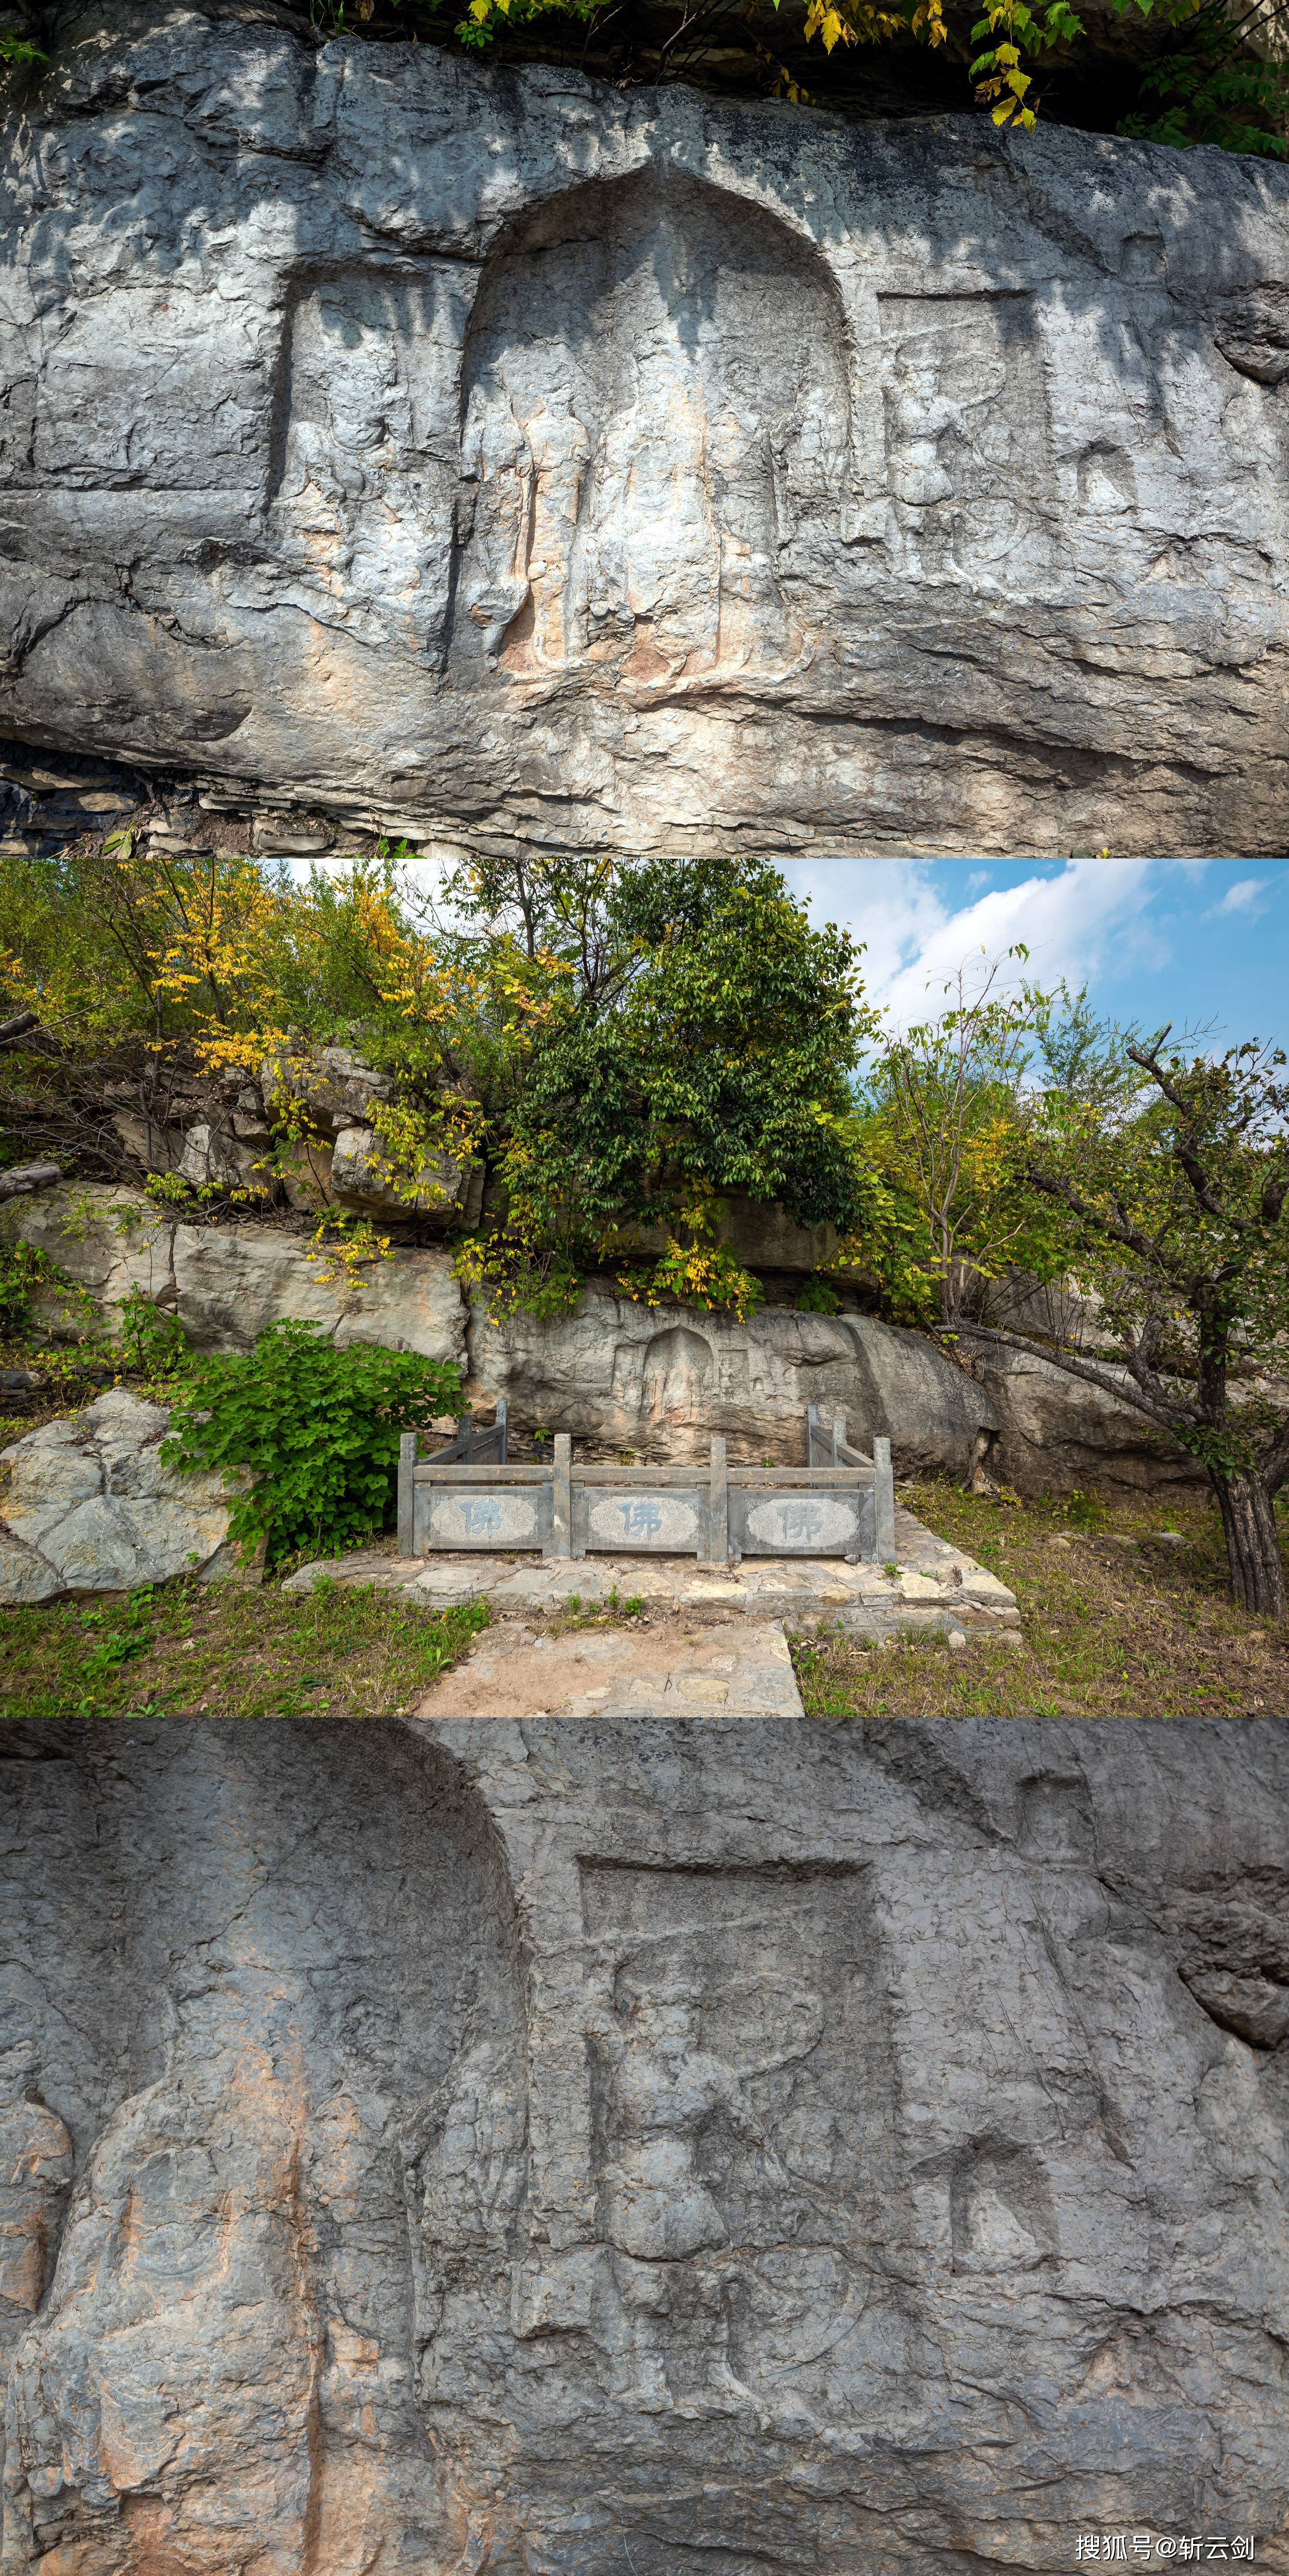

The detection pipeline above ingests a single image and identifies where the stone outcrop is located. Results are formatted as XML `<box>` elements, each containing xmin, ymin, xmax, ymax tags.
<box><xmin>967</xmin><ymin>1337</ymin><xmax>1207</xmax><ymax>1494</ymax></box>
<box><xmin>3</xmin><ymin>12</ymin><xmax>1289</xmax><ymax>857</ymax></box>
<box><xmin>6</xmin><ymin>1187</ymin><xmax>1208</xmax><ymax>1488</ymax></box>
<box><xmin>7</xmin><ymin>1186</ymin><xmax>468</xmax><ymax>1368</ymax></box>
<box><xmin>0</xmin><ymin>1387</ymin><xmax>243</xmax><ymax>1601</ymax></box>
<box><xmin>2</xmin><ymin>1700</ymin><xmax>1286</xmax><ymax>2570</ymax></box>
<box><xmin>470</xmin><ymin>1285</ymin><xmax>1000</xmax><ymax>1469</ymax></box>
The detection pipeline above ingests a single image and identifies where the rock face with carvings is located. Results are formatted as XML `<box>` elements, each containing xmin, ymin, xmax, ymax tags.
<box><xmin>7</xmin><ymin>1186</ymin><xmax>1202</xmax><ymax>1489</ymax></box>
<box><xmin>2</xmin><ymin>1701</ymin><xmax>1286</xmax><ymax>2570</ymax></box>
<box><xmin>3</xmin><ymin>10</ymin><xmax>1289</xmax><ymax>855</ymax></box>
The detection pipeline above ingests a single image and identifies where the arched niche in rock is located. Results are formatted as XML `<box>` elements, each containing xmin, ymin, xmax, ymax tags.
<box><xmin>0</xmin><ymin>1715</ymin><xmax>526</xmax><ymax>2572</ymax></box>
<box><xmin>640</xmin><ymin>1321</ymin><xmax>717</xmax><ymax>1428</ymax></box>
<box><xmin>454</xmin><ymin>163</ymin><xmax>853</xmax><ymax>690</ymax></box>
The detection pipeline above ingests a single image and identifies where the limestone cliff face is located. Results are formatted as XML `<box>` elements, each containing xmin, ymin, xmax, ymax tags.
<box><xmin>4</xmin><ymin>9</ymin><xmax>1289</xmax><ymax>856</ymax></box>
<box><xmin>3</xmin><ymin>1708</ymin><xmax>1287</xmax><ymax>2571</ymax></box>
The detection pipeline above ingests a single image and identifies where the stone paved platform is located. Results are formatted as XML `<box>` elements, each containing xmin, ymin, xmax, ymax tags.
<box><xmin>418</xmin><ymin>1612</ymin><xmax>804</xmax><ymax>1725</ymax></box>
<box><xmin>285</xmin><ymin>1497</ymin><xmax>1019</xmax><ymax>1639</ymax></box>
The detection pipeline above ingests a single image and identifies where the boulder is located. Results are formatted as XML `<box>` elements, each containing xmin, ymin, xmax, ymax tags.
<box><xmin>0</xmin><ymin>1163</ymin><xmax>61</xmax><ymax>1202</ymax></box>
<box><xmin>329</xmin><ymin>1124</ymin><xmax>485</xmax><ymax>1228</ymax></box>
<box><xmin>617</xmin><ymin>1199</ymin><xmax>846</xmax><ymax>1275</ymax></box>
<box><xmin>966</xmin><ymin>1339</ymin><xmax>1209</xmax><ymax>1495</ymax></box>
<box><xmin>261</xmin><ymin>1045</ymin><xmax>392</xmax><ymax>1139</ymax></box>
<box><xmin>469</xmin><ymin>1287</ymin><xmax>1000</xmax><ymax>1471</ymax></box>
<box><xmin>0</xmin><ymin>1389</ymin><xmax>244</xmax><ymax>1602</ymax></box>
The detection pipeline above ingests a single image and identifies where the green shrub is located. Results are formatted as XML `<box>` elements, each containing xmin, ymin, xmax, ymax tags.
<box><xmin>113</xmin><ymin>1286</ymin><xmax>191</xmax><ymax>1381</ymax></box>
<box><xmin>796</xmin><ymin>1277</ymin><xmax>841</xmax><ymax>1315</ymax></box>
<box><xmin>161</xmin><ymin>1320</ymin><xmax>463</xmax><ymax>1568</ymax></box>
<box><xmin>0</xmin><ymin>1237</ymin><xmax>56</xmax><ymax>1337</ymax></box>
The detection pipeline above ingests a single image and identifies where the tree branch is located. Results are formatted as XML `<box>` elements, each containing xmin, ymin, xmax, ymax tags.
<box><xmin>954</xmin><ymin>1320</ymin><xmax>1200</xmax><ymax>1442</ymax></box>
<box><xmin>1025</xmin><ymin>1162</ymin><xmax>1170</xmax><ymax>1272</ymax></box>
<box><xmin>1261</xmin><ymin>1412</ymin><xmax>1289</xmax><ymax>1497</ymax></box>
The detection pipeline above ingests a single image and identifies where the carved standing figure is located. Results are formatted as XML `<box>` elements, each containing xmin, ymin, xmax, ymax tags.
<box><xmin>587</xmin><ymin>1966</ymin><xmax>823</xmax><ymax>2411</ymax></box>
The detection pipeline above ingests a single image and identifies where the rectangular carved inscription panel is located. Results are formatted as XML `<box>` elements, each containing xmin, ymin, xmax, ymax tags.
<box><xmin>576</xmin><ymin>1861</ymin><xmax>910</xmax><ymax>2424</ymax></box>
<box><xmin>879</xmin><ymin>292</ymin><xmax>1051</xmax><ymax>581</ymax></box>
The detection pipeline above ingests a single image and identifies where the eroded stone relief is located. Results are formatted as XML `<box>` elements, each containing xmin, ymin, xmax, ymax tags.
<box><xmin>457</xmin><ymin>166</ymin><xmax>850</xmax><ymax>688</ymax></box>
<box><xmin>879</xmin><ymin>292</ymin><xmax>1052</xmax><ymax>580</ymax></box>
<box><xmin>5</xmin><ymin>1709</ymin><xmax>1285</xmax><ymax>2572</ymax></box>
<box><xmin>273</xmin><ymin>267</ymin><xmax>469</xmax><ymax>659</ymax></box>
<box><xmin>4</xmin><ymin>27</ymin><xmax>1289</xmax><ymax>849</ymax></box>
<box><xmin>580</xmin><ymin>1860</ymin><xmax>900</xmax><ymax>2430</ymax></box>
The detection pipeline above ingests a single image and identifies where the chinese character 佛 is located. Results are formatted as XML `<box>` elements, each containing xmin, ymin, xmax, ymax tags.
<box><xmin>461</xmin><ymin>1497</ymin><xmax>503</xmax><ymax>1537</ymax></box>
<box><xmin>780</xmin><ymin>1501</ymin><xmax>823</xmax><ymax>1545</ymax></box>
<box><xmin>620</xmin><ymin>1498</ymin><xmax>664</xmax><ymax>1540</ymax></box>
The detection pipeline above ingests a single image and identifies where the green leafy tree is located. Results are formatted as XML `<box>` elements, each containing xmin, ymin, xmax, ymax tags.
<box><xmin>971</xmin><ymin>1028</ymin><xmax>1289</xmax><ymax>1618</ymax></box>
<box><xmin>852</xmin><ymin>954</ymin><xmax>1068</xmax><ymax>1328</ymax></box>
<box><xmin>441</xmin><ymin>849</ymin><xmax>875</xmax><ymax>1312</ymax></box>
<box><xmin>1119</xmin><ymin>0</ymin><xmax>1289</xmax><ymax>153</ymax></box>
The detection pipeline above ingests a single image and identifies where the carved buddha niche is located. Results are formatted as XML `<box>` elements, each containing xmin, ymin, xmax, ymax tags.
<box><xmin>456</xmin><ymin>165</ymin><xmax>852</xmax><ymax>690</ymax></box>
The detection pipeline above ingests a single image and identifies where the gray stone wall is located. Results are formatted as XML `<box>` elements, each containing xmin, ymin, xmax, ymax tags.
<box><xmin>3</xmin><ymin>10</ymin><xmax>1289</xmax><ymax>855</ymax></box>
<box><xmin>3</xmin><ymin>1705</ymin><xmax>1286</xmax><ymax>2569</ymax></box>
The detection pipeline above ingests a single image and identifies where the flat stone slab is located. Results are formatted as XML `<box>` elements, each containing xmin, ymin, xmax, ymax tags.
<box><xmin>424</xmin><ymin>1614</ymin><xmax>803</xmax><ymax>1726</ymax></box>
<box><xmin>284</xmin><ymin>1498</ymin><xmax>1019</xmax><ymax>1636</ymax></box>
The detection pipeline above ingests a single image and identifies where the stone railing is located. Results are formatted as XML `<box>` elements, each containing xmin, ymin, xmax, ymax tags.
<box><xmin>398</xmin><ymin>1419</ymin><xmax>896</xmax><ymax>1566</ymax></box>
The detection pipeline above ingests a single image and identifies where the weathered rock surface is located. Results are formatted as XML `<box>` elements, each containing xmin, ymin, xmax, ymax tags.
<box><xmin>967</xmin><ymin>1337</ymin><xmax>1207</xmax><ymax>1494</ymax></box>
<box><xmin>470</xmin><ymin>1284</ymin><xmax>1203</xmax><ymax>1489</ymax></box>
<box><xmin>3</xmin><ymin>12</ymin><xmax>1289</xmax><ymax>855</ymax></box>
<box><xmin>7</xmin><ymin>1188</ymin><xmax>1204</xmax><ymax>1487</ymax></box>
<box><xmin>470</xmin><ymin>1285</ymin><xmax>999</xmax><ymax>1468</ymax></box>
<box><xmin>2</xmin><ymin>1701</ymin><xmax>1286</xmax><ymax>2570</ymax></box>
<box><xmin>7</xmin><ymin>1185</ymin><xmax>468</xmax><ymax>1367</ymax></box>
<box><xmin>0</xmin><ymin>1387</ymin><xmax>243</xmax><ymax>1601</ymax></box>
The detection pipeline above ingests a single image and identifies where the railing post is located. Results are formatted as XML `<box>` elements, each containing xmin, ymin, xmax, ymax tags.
<box><xmin>552</xmin><ymin>1433</ymin><xmax>573</xmax><ymax>1558</ymax></box>
<box><xmin>398</xmin><ymin>1429</ymin><xmax>417</xmax><ymax>1557</ymax></box>
<box><xmin>495</xmin><ymin>1395</ymin><xmax>508</xmax><ymax>1465</ymax></box>
<box><xmin>831</xmin><ymin>1411</ymin><xmax>845</xmax><ymax>1466</ymax></box>
<box><xmin>873</xmin><ymin>1434</ymin><xmax>896</xmax><ymax>1561</ymax></box>
<box><xmin>707</xmin><ymin>1434</ymin><xmax>728</xmax><ymax>1565</ymax></box>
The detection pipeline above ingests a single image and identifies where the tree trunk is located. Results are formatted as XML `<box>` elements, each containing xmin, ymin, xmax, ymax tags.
<box><xmin>1211</xmin><ymin>1470</ymin><xmax>1286</xmax><ymax>1618</ymax></box>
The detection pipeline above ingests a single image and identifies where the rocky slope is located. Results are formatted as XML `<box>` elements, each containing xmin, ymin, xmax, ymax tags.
<box><xmin>8</xmin><ymin>1183</ymin><xmax>1207</xmax><ymax>1492</ymax></box>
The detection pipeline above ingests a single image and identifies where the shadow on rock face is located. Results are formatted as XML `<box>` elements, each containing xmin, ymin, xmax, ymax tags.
<box><xmin>2</xmin><ymin>1710</ymin><xmax>1288</xmax><ymax>2574</ymax></box>
<box><xmin>0</xmin><ymin>1716</ymin><xmax>526</xmax><ymax>2573</ymax></box>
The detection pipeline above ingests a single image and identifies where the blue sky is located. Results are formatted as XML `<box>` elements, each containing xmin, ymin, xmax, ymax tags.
<box><xmin>779</xmin><ymin>857</ymin><xmax>1288</xmax><ymax>1050</ymax></box>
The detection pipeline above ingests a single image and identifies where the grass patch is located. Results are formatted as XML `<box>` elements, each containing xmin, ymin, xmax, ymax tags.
<box><xmin>791</xmin><ymin>1477</ymin><xmax>1289</xmax><ymax>1724</ymax></box>
<box><xmin>0</xmin><ymin>1578</ymin><xmax>489</xmax><ymax>1727</ymax></box>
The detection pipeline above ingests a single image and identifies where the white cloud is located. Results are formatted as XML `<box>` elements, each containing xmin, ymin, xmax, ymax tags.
<box><xmin>1209</xmin><ymin>875</ymin><xmax>1265</xmax><ymax>918</ymax></box>
<box><xmin>781</xmin><ymin>857</ymin><xmax>1164</xmax><ymax>1029</ymax></box>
